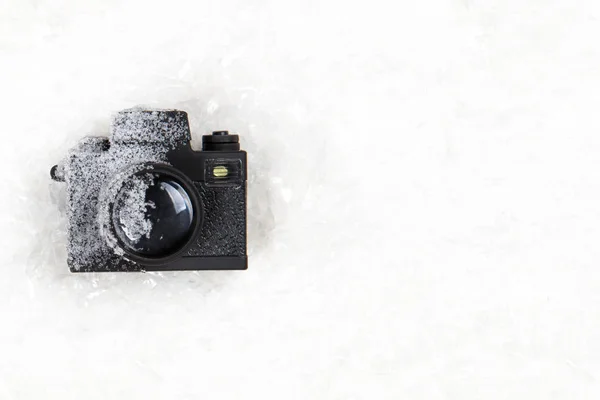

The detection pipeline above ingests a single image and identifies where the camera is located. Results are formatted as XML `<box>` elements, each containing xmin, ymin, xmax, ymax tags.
<box><xmin>51</xmin><ymin>108</ymin><xmax>247</xmax><ymax>272</ymax></box>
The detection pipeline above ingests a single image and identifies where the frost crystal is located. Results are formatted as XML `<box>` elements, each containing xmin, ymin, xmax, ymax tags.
<box><xmin>114</xmin><ymin>174</ymin><xmax>155</xmax><ymax>243</ymax></box>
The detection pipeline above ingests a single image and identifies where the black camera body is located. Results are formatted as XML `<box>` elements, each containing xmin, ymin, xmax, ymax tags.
<box><xmin>52</xmin><ymin>109</ymin><xmax>247</xmax><ymax>272</ymax></box>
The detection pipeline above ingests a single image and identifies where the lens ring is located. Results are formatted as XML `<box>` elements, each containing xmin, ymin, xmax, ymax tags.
<box><xmin>108</xmin><ymin>164</ymin><xmax>202</xmax><ymax>266</ymax></box>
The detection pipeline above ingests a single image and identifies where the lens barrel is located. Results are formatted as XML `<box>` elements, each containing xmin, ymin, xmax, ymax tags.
<box><xmin>108</xmin><ymin>164</ymin><xmax>202</xmax><ymax>265</ymax></box>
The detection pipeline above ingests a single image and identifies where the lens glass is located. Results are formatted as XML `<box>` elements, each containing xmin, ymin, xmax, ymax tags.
<box><xmin>112</xmin><ymin>172</ymin><xmax>195</xmax><ymax>257</ymax></box>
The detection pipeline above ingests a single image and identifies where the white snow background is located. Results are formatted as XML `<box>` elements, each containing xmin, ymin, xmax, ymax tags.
<box><xmin>1</xmin><ymin>0</ymin><xmax>600</xmax><ymax>398</ymax></box>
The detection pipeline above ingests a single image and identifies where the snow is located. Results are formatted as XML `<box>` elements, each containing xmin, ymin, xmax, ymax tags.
<box><xmin>2</xmin><ymin>0</ymin><xmax>600</xmax><ymax>398</ymax></box>
<box><xmin>113</xmin><ymin>173</ymin><xmax>155</xmax><ymax>244</ymax></box>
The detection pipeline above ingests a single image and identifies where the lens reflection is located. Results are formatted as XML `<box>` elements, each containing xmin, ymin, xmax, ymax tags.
<box><xmin>112</xmin><ymin>173</ymin><xmax>195</xmax><ymax>257</ymax></box>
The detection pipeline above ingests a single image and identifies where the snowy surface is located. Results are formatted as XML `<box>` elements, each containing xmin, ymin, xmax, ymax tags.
<box><xmin>1</xmin><ymin>0</ymin><xmax>600</xmax><ymax>398</ymax></box>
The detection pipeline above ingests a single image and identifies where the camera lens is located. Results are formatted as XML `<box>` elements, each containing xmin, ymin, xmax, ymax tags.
<box><xmin>111</xmin><ymin>171</ymin><xmax>196</xmax><ymax>257</ymax></box>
